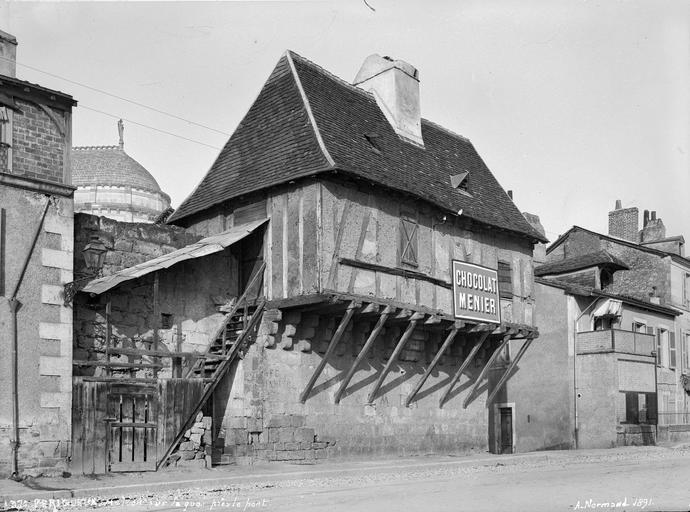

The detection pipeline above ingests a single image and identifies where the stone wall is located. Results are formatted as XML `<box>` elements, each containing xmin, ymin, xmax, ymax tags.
<box><xmin>73</xmin><ymin>214</ymin><xmax>239</xmax><ymax>377</ymax></box>
<box><xmin>213</xmin><ymin>309</ymin><xmax>496</xmax><ymax>462</ymax></box>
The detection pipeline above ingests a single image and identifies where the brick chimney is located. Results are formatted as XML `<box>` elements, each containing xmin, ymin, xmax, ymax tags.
<box><xmin>608</xmin><ymin>200</ymin><xmax>639</xmax><ymax>243</ymax></box>
<box><xmin>640</xmin><ymin>210</ymin><xmax>667</xmax><ymax>243</ymax></box>
<box><xmin>523</xmin><ymin>212</ymin><xmax>547</xmax><ymax>264</ymax></box>
<box><xmin>0</xmin><ymin>29</ymin><xmax>17</xmax><ymax>78</ymax></box>
<box><xmin>354</xmin><ymin>54</ymin><xmax>423</xmax><ymax>147</ymax></box>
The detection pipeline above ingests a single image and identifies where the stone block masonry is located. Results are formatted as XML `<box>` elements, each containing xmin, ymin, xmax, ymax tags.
<box><xmin>215</xmin><ymin>311</ymin><xmax>492</xmax><ymax>464</ymax></box>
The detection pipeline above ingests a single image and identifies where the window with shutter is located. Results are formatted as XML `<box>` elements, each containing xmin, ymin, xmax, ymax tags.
<box><xmin>399</xmin><ymin>214</ymin><xmax>418</xmax><ymax>267</ymax></box>
<box><xmin>669</xmin><ymin>331</ymin><xmax>676</xmax><ymax>369</ymax></box>
<box><xmin>497</xmin><ymin>261</ymin><xmax>513</xmax><ymax>299</ymax></box>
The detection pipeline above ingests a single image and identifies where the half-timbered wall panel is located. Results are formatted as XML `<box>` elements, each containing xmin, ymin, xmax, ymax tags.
<box><xmin>318</xmin><ymin>180</ymin><xmax>535</xmax><ymax>324</ymax></box>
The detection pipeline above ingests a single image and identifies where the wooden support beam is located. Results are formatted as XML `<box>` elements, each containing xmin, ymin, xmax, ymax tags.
<box><xmin>299</xmin><ymin>300</ymin><xmax>358</xmax><ymax>403</ymax></box>
<box><xmin>367</xmin><ymin>317</ymin><xmax>418</xmax><ymax>403</ymax></box>
<box><xmin>360</xmin><ymin>302</ymin><xmax>380</xmax><ymax>314</ymax></box>
<box><xmin>105</xmin><ymin>295</ymin><xmax>112</xmax><ymax>377</ymax></box>
<box><xmin>152</xmin><ymin>273</ymin><xmax>160</xmax><ymax>379</ymax></box>
<box><xmin>326</xmin><ymin>201</ymin><xmax>352</xmax><ymax>289</ymax></box>
<box><xmin>439</xmin><ymin>331</ymin><xmax>491</xmax><ymax>408</ymax></box>
<box><xmin>486</xmin><ymin>337</ymin><xmax>535</xmax><ymax>405</ymax></box>
<box><xmin>334</xmin><ymin>306</ymin><xmax>392</xmax><ymax>404</ymax></box>
<box><xmin>405</xmin><ymin>325</ymin><xmax>460</xmax><ymax>407</ymax></box>
<box><xmin>462</xmin><ymin>332</ymin><xmax>514</xmax><ymax>409</ymax></box>
<box><xmin>72</xmin><ymin>360</ymin><xmax>165</xmax><ymax>369</ymax></box>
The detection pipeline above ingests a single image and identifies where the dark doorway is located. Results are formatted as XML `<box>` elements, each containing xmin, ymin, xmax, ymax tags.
<box><xmin>499</xmin><ymin>407</ymin><xmax>513</xmax><ymax>454</ymax></box>
<box><xmin>239</xmin><ymin>228</ymin><xmax>265</xmax><ymax>300</ymax></box>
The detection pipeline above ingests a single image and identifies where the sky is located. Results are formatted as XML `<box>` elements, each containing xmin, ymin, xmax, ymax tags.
<box><xmin>2</xmin><ymin>0</ymin><xmax>688</xmax><ymax>243</ymax></box>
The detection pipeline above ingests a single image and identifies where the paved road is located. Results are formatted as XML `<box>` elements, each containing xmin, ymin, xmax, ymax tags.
<box><xmin>6</xmin><ymin>448</ymin><xmax>690</xmax><ymax>512</ymax></box>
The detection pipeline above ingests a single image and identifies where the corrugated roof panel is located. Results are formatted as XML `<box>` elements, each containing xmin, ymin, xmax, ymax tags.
<box><xmin>81</xmin><ymin>218</ymin><xmax>268</xmax><ymax>295</ymax></box>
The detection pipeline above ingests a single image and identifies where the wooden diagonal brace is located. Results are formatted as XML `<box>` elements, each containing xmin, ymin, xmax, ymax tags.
<box><xmin>486</xmin><ymin>337</ymin><xmax>535</xmax><ymax>405</ymax></box>
<box><xmin>334</xmin><ymin>306</ymin><xmax>392</xmax><ymax>404</ymax></box>
<box><xmin>462</xmin><ymin>332</ymin><xmax>513</xmax><ymax>409</ymax></box>
<box><xmin>367</xmin><ymin>318</ymin><xmax>418</xmax><ymax>403</ymax></box>
<box><xmin>299</xmin><ymin>300</ymin><xmax>358</xmax><ymax>403</ymax></box>
<box><xmin>439</xmin><ymin>330</ymin><xmax>490</xmax><ymax>408</ymax></box>
<box><xmin>405</xmin><ymin>325</ymin><xmax>460</xmax><ymax>407</ymax></box>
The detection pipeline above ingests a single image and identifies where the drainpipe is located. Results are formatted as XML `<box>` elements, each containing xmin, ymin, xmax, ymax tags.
<box><xmin>573</xmin><ymin>295</ymin><xmax>602</xmax><ymax>449</ymax></box>
<box><xmin>7</xmin><ymin>197</ymin><xmax>51</xmax><ymax>480</ymax></box>
<box><xmin>8</xmin><ymin>297</ymin><xmax>19</xmax><ymax>479</ymax></box>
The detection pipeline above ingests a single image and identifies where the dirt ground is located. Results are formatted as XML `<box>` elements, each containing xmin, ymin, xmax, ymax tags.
<box><xmin>4</xmin><ymin>446</ymin><xmax>690</xmax><ymax>512</ymax></box>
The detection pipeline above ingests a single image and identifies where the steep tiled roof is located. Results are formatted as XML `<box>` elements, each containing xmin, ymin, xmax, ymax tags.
<box><xmin>535</xmin><ymin>250</ymin><xmax>629</xmax><ymax>277</ymax></box>
<box><xmin>169</xmin><ymin>51</ymin><xmax>547</xmax><ymax>243</ymax></box>
<box><xmin>72</xmin><ymin>146</ymin><xmax>168</xmax><ymax>199</ymax></box>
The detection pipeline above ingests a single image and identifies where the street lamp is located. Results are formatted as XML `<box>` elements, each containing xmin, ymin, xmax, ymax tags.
<box><xmin>63</xmin><ymin>236</ymin><xmax>108</xmax><ymax>305</ymax></box>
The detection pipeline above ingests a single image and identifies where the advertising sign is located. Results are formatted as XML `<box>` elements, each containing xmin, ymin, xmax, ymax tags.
<box><xmin>452</xmin><ymin>260</ymin><xmax>501</xmax><ymax>324</ymax></box>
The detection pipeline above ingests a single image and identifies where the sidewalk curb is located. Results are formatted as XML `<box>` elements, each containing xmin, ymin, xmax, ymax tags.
<box><xmin>0</xmin><ymin>446</ymin><xmax>675</xmax><ymax>503</ymax></box>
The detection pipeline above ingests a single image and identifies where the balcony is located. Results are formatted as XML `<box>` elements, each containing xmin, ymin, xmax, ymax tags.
<box><xmin>577</xmin><ymin>329</ymin><xmax>655</xmax><ymax>356</ymax></box>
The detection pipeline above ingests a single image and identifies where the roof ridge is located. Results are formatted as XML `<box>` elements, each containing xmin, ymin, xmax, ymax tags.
<box><xmin>286</xmin><ymin>50</ymin><xmax>374</xmax><ymax>100</ymax></box>
<box><xmin>421</xmin><ymin>118</ymin><xmax>470</xmax><ymax>143</ymax></box>
<box><xmin>285</xmin><ymin>51</ymin><xmax>335</xmax><ymax>168</ymax></box>
<box><xmin>73</xmin><ymin>145</ymin><xmax>121</xmax><ymax>151</ymax></box>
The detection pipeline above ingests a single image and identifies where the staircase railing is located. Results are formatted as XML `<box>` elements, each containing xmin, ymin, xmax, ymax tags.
<box><xmin>184</xmin><ymin>262</ymin><xmax>266</xmax><ymax>377</ymax></box>
<box><xmin>156</xmin><ymin>297</ymin><xmax>266</xmax><ymax>470</ymax></box>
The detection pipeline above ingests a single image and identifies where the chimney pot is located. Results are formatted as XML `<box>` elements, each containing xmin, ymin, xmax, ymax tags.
<box><xmin>643</xmin><ymin>210</ymin><xmax>650</xmax><ymax>227</ymax></box>
<box><xmin>651</xmin><ymin>211</ymin><xmax>656</xmax><ymax>221</ymax></box>
<box><xmin>615</xmin><ymin>199</ymin><xmax>622</xmax><ymax>210</ymax></box>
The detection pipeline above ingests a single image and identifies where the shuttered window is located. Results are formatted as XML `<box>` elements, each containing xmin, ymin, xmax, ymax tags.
<box><xmin>399</xmin><ymin>214</ymin><xmax>418</xmax><ymax>267</ymax></box>
<box><xmin>669</xmin><ymin>331</ymin><xmax>676</xmax><ymax>369</ymax></box>
<box><xmin>497</xmin><ymin>261</ymin><xmax>513</xmax><ymax>299</ymax></box>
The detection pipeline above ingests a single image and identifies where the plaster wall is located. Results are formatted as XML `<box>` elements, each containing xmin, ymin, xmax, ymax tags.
<box><xmin>501</xmin><ymin>282</ymin><xmax>574</xmax><ymax>452</ymax></box>
<box><xmin>0</xmin><ymin>186</ymin><xmax>73</xmax><ymax>476</ymax></box>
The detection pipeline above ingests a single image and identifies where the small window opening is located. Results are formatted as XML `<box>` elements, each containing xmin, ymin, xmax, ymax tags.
<box><xmin>161</xmin><ymin>313</ymin><xmax>174</xmax><ymax>330</ymax></box>
<box><xmin>364</xmin><ymin>133</ymin><xmax>382</xmax><ymax>154</ymax></box>
<box><xmin>450</xmin><ymin>171</ymin><xmax>469</xmax><ymax>191</ymax></box>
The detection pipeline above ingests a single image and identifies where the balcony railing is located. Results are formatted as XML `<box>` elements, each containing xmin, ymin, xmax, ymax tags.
<box><xmin>577</xmin><ymin>329</ymin><xmax>655</xmax><ymax>356</ymax></box>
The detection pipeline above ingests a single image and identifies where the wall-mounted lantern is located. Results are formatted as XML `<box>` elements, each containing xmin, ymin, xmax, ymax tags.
<box><xmin>63</xmin><ymin>236</ymin><xmax>108</xmax><ymax>306</ymax></box>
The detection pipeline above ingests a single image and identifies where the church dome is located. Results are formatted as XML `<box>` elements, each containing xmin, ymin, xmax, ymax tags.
<box><xmin>72</xmin><ymin>146</ymin><xmax>164</xmax><ymax>194</ymax></box>
<box><xmin>71</xmin><ymin>121</ymin><xmax>171</xmax><ymax>223</ymax></box>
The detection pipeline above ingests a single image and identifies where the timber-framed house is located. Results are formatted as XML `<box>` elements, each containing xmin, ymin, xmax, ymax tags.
<box><xmin>72</xmin><ymin>51</ymin><xmax>547</xmax><ymax>472</ymax></box>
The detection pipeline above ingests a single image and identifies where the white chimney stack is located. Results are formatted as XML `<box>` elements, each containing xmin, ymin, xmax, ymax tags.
<box><xmin>0</xmin><ymin>30</ymin><xmax>17</xmax><ymax>78</ymax></box>
<box><xmin>353</xmin><ymin>54</ymin><xmax>424</xmax><ymax>147</ymax></box>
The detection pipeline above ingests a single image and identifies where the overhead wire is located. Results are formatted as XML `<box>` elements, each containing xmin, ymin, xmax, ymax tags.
<box><xmin>0</xmin><ymin>55</ymin><xmax>231</xmax><ymax>136</ymax></box>
<box><xmin>79</xmin><ymin>105</ymin><xmax>223</xmax><ymax>150</ymax></box>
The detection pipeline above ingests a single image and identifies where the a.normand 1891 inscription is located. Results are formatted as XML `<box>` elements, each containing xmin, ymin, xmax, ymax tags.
<box><xmin>452</xmin><ymin>260</ymin><xmax>501</xmax><ymax>324</ymax></box>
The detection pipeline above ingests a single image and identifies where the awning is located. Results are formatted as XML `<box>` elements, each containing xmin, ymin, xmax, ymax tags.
<box><xmin>592</xmin><ymin>298</ymin><xmax>623</xmax><ymax>317</ymax></box>
<box><xmin>81</xmin><ymin>218</ymin><xmax>268</xmax><ymax>295</ymax></box>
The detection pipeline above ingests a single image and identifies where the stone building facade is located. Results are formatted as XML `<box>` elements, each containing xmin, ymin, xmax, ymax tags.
<box><xmin>533</xmin><ymin>201</ymin><xmax>690</xmax><ymax>445</ymax></box>
<box><xmin>0</xmin><ymin>30</ymin><xmax>77</xmax><ymax>477</ymax></box>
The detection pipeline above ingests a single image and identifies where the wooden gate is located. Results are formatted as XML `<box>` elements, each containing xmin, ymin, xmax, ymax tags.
<box><xmin>107</xmin><ymin>384</ymin><xmax>158</xmax><ymax>472</ymax></box>
<box><xmin>72</xmin><ymin>378</ymin><xmax>205</xmax><ymax>475</ymax></box>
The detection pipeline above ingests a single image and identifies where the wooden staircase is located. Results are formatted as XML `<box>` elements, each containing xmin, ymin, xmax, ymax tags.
<box><xmin>157</xmin><ymin>263</ymin><xmax>266</xmax><ymax>470</ymax></box>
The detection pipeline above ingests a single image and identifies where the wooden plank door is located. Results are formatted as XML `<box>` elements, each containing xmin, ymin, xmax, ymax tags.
<box><xmin>499</xmin><ymin>407</ymin><xmax>513</xmax><ymax>454</ymax></box>
<box><xmin>107</xmin><ymin>385</ymin><xmax>158</xmax><ymax>472</ymax></box>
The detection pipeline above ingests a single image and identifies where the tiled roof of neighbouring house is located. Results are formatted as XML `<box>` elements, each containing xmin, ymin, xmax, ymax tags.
<box><xmin>168</xmin><ymin>51</ymin><xmax>547</xmax><ymax>243</ymax></box>
<box><xmin>72</xmin><ymin>145</ymin><xmax>169</xmax><ymax>200</ymax></box>
<box><xmin>534</xmin><ymin>250</ymin><xmax>629</xmax><ymax>277</ymax></box>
